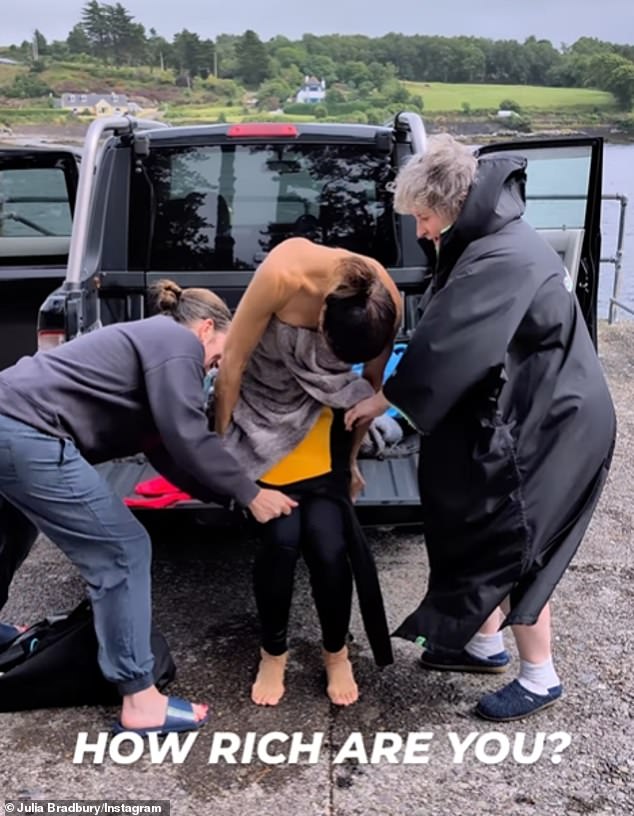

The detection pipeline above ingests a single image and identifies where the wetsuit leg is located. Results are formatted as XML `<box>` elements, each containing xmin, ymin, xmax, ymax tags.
<box><xmin>301</xmin><ymin>496</ymin><xmax>352</xmax><ymax>653</ymax></box>
<box><xmin>253</xmin><ymin>510</ymin><xmax>302</xmax><ymax>655</ymax></box>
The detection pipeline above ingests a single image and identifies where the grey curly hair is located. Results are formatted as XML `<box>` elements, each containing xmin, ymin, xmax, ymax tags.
<box><xmin>393</xmin><ymin>134</ymin><xmax>478</xmax><ymax>221</ymax></box>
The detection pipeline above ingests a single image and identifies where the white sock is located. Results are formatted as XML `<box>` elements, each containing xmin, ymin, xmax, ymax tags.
<box><xmin>465</xmin><ymin>631</ymin><xmax>505</xmax><ymax>659</ymax></box>
<box><xmin>518</xmin><ymin>658</ymin><xmax>560</xmax><ymax>695</ymax></box>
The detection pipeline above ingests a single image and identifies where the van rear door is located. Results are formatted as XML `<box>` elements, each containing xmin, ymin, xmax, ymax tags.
<box><xmin>0</xmin><ymin>146</ymin><xmax>79</xmax><ymax>368</ymax></box>
<box><xmin>478</xmin><ymin>137</ymin><xmax>603</xmax><ymax>343</ymax></box>
<box><xmin>92</xmin><ymin>124</ymin><xmax>424</xmax><ymax>525</ymax></box>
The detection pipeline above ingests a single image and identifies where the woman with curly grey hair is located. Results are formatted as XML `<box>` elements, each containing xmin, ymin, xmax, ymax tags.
<box><xmin>347</xmin><ymin>134</ymin><xmax>616</xmax><ymax>721</ymax></box>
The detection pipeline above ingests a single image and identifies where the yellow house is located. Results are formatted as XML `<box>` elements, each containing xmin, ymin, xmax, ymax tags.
<box><xmin>58</xmin><ymin>92</ymin><xmax>140</xmax><ymax>116</ymax></box>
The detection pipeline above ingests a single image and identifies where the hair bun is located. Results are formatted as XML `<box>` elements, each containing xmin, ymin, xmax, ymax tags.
<box><xmin>332</xmin><ymin>258</ymin><xmax>375</xmax><ymax>303</ymax></box>
<box><xmin>151</xmin><ymin>279</ymin><xmax>183</xmax><ymax>314</ymax></box>
<box><xmin>351</xmin><ymin>269</ymin><xmax>373</xmax><ymax>299</ymax></box>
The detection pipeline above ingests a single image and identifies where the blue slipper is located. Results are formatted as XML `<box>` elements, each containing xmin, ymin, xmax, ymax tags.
<box><xmin>420</xmin><ymin>648</ymin><xmax>510</xmax><ymax>674</ymax></box>
<box><xmin>475</xmin><ymin>679</ymin><xmax>563</xmax><ymax>722</ymax></box>
<box><xmin>112</xmin><ymin>696</ymin><xmax>209</xmax><ymax>736</ymax></box>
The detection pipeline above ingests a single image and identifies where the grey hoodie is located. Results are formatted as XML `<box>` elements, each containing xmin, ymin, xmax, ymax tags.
<box><xmin>0</xmin><ymin>315</ymin><xmax>258</xmax><ymax>507</ymax></box>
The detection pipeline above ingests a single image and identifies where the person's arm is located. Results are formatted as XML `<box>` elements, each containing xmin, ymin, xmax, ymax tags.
<box><xmin>349</xmin><ymin>344</ymin><xmax>391</xmax><ymax>455</ymax></box>
<box><xmin>144</xmin><ymin>354</ymin><xmax>297</xmax><ymax>521</ymax></box>
<box><xmin>348</xmin><ymin>312</ymin><xmax>399</xmax><ymax>500</ymax></box>
<box><xmin>146</xmin><ymin>354</ymin><xmax>259</xmax><ymax>504</ymax></box>
<box><xmin>214</xmin><ymin>243</ymin><xmax>301</xmax><ymax>434</ymax></box>
<box><xmin>382</xmin><ymin>254</ymin><xmax>539</xmax><ymax>434</ymax></box>
<box><xmin>347</xmin><ymin>263</ymin><xmax>402</xmax><ymax>492</ymax></box>
<box><xmin>145</xmin><ymin>442</ymin><xmax>233</xmax><ymax>506</ymax></box>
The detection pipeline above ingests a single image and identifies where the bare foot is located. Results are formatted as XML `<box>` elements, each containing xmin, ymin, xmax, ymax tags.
<box><xmin>120</xmin><ymin>685</ymin><xmax>208</xmax><ymax>730</ymax></box>
<box><xmin>323</xmin><ymin>646</ymin><xmax>359</xmax><ymax>706</ymax></box>
<box><xmin>251</xmin><ymin>649</ymin><xmax>288</xmax><ymax>705</ymax></box>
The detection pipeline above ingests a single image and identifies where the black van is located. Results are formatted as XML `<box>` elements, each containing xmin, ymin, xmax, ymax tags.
<box><xmin>0</xmin><ymin>143</ymin><xmax>79</xmax><ymax>370</ymax></box>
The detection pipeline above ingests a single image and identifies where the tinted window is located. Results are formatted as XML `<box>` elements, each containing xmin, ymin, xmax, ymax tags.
<box><xmin>0</xmin><ymin>164</ymin><xmax>73</xmax><ymax>263</ymax></box>
<box><xmin>519</xmin><ymin>144</ymin><xmax>592</xmax><ymax>230</ymax></box>
<box><xmin>129</xmin><ymin>143</ymin><xmax>398</xmax><ymax>270</ymax></box>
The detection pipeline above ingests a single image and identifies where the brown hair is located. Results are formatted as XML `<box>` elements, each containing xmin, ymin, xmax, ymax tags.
<box><xmin>322</xmin><ymin>256</ymin><xmax>397</xmax><ymax>363</ymax></box>
<box><xmin>149</xmin><ymin>279</ymin><xmax>231</xmax><ymax>331</ymax></box>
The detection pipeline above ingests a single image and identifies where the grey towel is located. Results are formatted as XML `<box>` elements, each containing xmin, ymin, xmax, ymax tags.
<box><xmin>223</xmin><ymin>317</ymin><xmax>374</xmax><ymax>480</ymax></box>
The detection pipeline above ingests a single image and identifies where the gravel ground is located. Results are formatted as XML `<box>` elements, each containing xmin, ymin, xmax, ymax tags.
<box><xmin>0</xmin><ymin>320</ymin><xmax>632</xmax><ymax>815</ymax></box>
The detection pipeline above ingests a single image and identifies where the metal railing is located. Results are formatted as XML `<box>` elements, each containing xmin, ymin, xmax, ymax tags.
<box><xmin>603</xmin><ymin>193</ymin><xmax>630</xmax><ymax>323</ymax></box>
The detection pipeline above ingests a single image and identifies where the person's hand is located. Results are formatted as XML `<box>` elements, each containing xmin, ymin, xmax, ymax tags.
<box><xmin>349</xmin><ymin>461</ymin><xmax>366</xmax><ymax>503</ymax></box>
<box><xmin>248</xmin><ymin>488</ymin><xmax>298</xmax><ymax>523</ymax></box>
<box><xmin>345</xmin><ymin>391</ymin><xmax>390</xmax><ymax>430</ymax></box>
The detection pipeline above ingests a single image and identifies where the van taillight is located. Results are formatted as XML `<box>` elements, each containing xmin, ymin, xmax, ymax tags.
<box><xmin>37</xmin><ymin>330</ymin><xmax>65</xmax><ymax>351</ymax></box>
<box><xmin>227</xmin><ymin>123</ymin><xmax>298</xmax><ymax>137</ymax></box>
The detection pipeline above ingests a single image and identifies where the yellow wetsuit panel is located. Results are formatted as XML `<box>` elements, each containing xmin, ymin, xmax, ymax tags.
<box><xmin>261</xmin><ymin>407</ymin><xmax>334</xmax><ymax>485</ymax></box>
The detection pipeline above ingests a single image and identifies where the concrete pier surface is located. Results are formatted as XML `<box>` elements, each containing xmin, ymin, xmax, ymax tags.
<box><xmin>0</xmin><ymin>321</ymin><xmax>632</xmax><ymax>815</ymax></box>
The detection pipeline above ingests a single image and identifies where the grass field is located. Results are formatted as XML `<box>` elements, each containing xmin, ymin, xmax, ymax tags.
<box><xmin>403</xmin><ymin>82</ymin><xmax>616</xmax><ymax>113</ymax></box>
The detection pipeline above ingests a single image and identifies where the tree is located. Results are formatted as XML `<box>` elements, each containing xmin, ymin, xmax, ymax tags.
<box><xmin>326</xmin><ymin>87</ymin><xmax>346</xmax><ymax>104</ymax></box>
<box><xmin>105</xmin><ymin>3</ymin><xmax>146</xmax><ymax>64</ymax></box>
<box><xmin>367</xmin><ymin>61</ymin><xmax>397</xmax><ymax>88</ymax></box>
<box><xmin>81</xmin><ymin>1</ymin><xmax>110</xmax><ymax>61</ymax></box>
<box><xmin>256</xmin><ymin>78</ymin><xmax>293</xmax><ymax>110</ymax></box>
<box><xmin>66</xmin><ymin>24</ymin><xmax>91</xmax><ymax>57</ymax></box>
<box><xmin>215</xmin><ymin>34</ymin><xmax>240</xmax><ymax>79</ymax></box>
<box><xmin>49</xmin><ymin>39</ymin><xmax>71</xmax><ymax>60</ymax></box>
<box><xmin>147</xmin><ymin>27</ymin><xmax>171</xmax><ymax>72</ymax></box>
<box><xmin>523</xmin><ymin>36</ymin><xmax>562</xmax><ymax>85</ymax></box>
<box><xmin>79</xmin><ymin>2</ymin><xmax>147</xmax><ymax>64</ymax></box>
<box><xmin>173</xmin><ymin>29</ymin><xmax>204</xmax><ymax>81</ymax></box>
<box><xmin>235</xmin><ymin>30</ymin><xmax>271</xmax><ymax>86</ymax></box>
<box><xmin>451</xmin><ymin>43</ymin><xmax>486</xmax><ymax>83</ymax></box>
<box><xmin>199</xmin><ymin>38</ymin><xmax>217</xmax><ymax>77</ymax></box>
<box><xmin>33</xmin><ymin>30</ymin><xmax>48</xmax><ymax>58</ymax></box>
<box><xmin>380</xmin><ymin>79</ymin><xmax>410</xmax><ymax>105</ymax></box>
<box><xmin>340</xmin><ymin>60</ymin><xmax>370</xmax><ymax>86</ymax></box>
<box><xmin>308</xmin><ymin>55</ymin><xmax>338</xmax><ymax>84</ymax></box>
<box><xmin>588</xmin><ymin>53</ymin><xmax>634</xmax><ymax>110</ymax></box>
<box><xmin>272</xmin><ymin>45</ymin><xmax>308</xmax><ymax>70</ymax></box>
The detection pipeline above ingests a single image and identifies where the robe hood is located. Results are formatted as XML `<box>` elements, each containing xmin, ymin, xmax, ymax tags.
<box><xmin>423</xmin><ymin>152</ymin><xmax>529</xmax><ymax>287</ymax></box>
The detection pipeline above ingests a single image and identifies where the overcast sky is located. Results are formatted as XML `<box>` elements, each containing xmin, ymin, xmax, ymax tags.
<box><xmin>2</xmin><ymin>0</ymin><xmax>633</xmax><ymax>47</ymax></box>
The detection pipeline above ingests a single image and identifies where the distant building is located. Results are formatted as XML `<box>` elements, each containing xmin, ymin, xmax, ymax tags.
<box><xmin>497</xmin><ymin>109</ymin><xmax>520</xmax><ymax>119</ymax></box>
<box><xmin>56</xmin><ymin>92</ymin><xmax>140</xmax><ymax>116</ymax></box>
<box><xmin>296</xmin><ymin>76</ymin><xmax>326</xmax><ymax>105</ymax></box>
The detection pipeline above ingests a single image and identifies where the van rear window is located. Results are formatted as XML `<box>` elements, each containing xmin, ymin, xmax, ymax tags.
<box><xmin>0</xmin><ymin>165</ymin><xmax>72</xmax><ymax>264</ymax></box>
<box><xmin>128</xmin><ymin>143</ymin><xmax>398</xmax><ymax>271</ymax></box>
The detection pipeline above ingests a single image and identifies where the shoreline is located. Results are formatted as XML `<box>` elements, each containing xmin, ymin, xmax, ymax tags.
<box><xmin>3</xmin><ymin>120</ymin><xmax>633</xmax><ymax>147</ymax></box>
<box><xmin>426</xmin><ymin>119</ymin><xmax>634</xmax><ymax>145</ymax></box>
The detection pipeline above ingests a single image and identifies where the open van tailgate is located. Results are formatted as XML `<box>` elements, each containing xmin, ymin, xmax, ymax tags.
<box><xmin>97</xmin><ymin>454</ymin><xmax>422</xmax><ymax>527</ymax></box>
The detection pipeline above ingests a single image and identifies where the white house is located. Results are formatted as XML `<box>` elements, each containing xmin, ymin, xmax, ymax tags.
<box><xmin>296</xmin><ymin>76</ymin><xmax>326</xmax><ymax>104</ymax></box>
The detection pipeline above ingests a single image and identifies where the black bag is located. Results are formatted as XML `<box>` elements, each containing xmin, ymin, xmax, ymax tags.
<box><xmin>0</xmin><ymin>600</ymin><xmax>176</xmax><ymax>712</ymax></box>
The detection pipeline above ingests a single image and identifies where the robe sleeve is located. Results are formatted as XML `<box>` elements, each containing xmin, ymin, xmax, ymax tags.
<box><xmin>383</xmin><ymin>254</ymin><xmax>539</xmax><ymax>434</ymax></box>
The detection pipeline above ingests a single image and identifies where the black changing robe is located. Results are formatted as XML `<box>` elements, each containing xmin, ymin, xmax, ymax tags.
<box><xmin>384</xmin><ymin>152</ymin><xmax>616</xmax><ymax>652</ymax></box>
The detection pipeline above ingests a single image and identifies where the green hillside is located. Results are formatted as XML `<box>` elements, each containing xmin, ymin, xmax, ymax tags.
<box><xmin>403</xmin><ymin>81</ymin><xmax>616</xmax><ymax>113</ymax></box>
<box><xmin>0</xmin><ymin>61</ymin><xmax>626</xmax><ymax>132</ymax></box>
